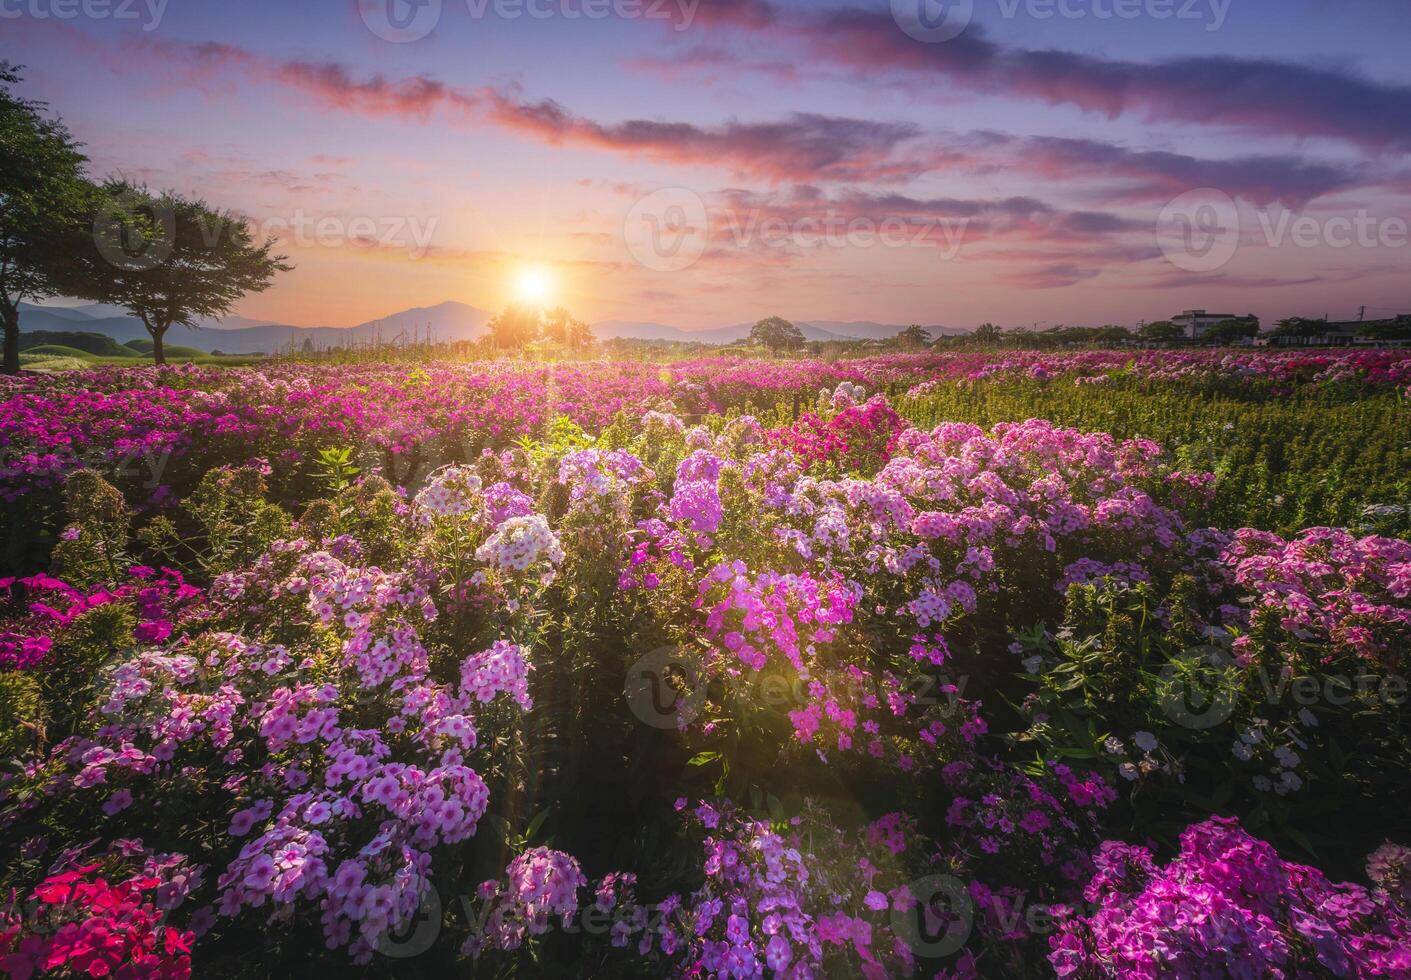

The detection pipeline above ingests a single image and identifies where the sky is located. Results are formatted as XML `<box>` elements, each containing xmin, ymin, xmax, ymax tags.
<box><xmin>4</xmin><ymin>0</ymin><xmax>1411</xmax><ymax>330</ymax></box>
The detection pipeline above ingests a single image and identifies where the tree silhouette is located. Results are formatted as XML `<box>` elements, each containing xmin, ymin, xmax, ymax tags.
<box><xmin>1359</xmin><ymin>316</ymin><xmax>1411</xmax><ymax>341</ymax></box>
<box><xmin>1204</xmin><ymin>318</ymin><xmax>1259</xmax><ymax>345</ymax></box>
<box><xmin>972</xmin><ymin>322</ymin><xmax>1003</xmax><ymax>345</ymax></box>
<box><xmin>0</xmin><ymin>64</ymin><xmax>99</xmax><ymax>374</ymax></box>
<box><xmin>749</xmin><ymin>316</ymin><xmax>805</xmax><ymax>350</ymax></box>
<box><xmin>1138</xmin><ymin>320</ymin><xmax>1183</xmax><ymax>343</ymax></box>
<box><xmin>1270</xmin><ymin>317</ymin><xmax>1325</xmax><ymax>342</ymax></box>
<box><xmin>72</xmin><ymin>182</ymin><xmax>289</xmax><ymax>365</ymax></box>
<box><xmin>542</xmin><ymin>306</ymin><xmax>594</xmax><ymax>348</ymax></box>
<box><xmin>896</xmin><ymin>324</ymin><xmax>932</xmax><ymax>349</ymax></box>
<box><xmin>487</xmin><ymin>304</ymin><xmax>542</xmax><ymax>349</ymax></box>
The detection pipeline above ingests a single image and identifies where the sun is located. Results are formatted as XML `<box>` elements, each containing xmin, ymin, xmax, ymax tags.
<box><xmin>513</xmin><ymin>266</ymin><xmax>555</xmax><ymax>308</ymax></box>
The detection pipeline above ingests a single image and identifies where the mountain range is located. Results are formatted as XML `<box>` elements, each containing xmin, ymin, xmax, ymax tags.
<box><xmin>18</xmin><ymin>301</ymin><xmax>963</xmax><ymax>354</ymax></box>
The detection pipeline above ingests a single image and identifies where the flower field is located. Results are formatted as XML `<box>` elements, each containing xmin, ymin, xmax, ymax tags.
<box><xmin>2</xmin><ymin>349</ymin><xmax>1410</xmax><ymax>978</ymax></box>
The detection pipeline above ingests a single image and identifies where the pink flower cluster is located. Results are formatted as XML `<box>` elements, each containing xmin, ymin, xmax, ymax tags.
<box><xmin>668</xmin><ymin>450</ymin><xmax>725</xmax><ymax>536</ymax></box>
<box><xmin>37</xmin><ymin>533</ymin><xmax>534</xmax><ymax>963</ymax></box>
<box><xmin>1222</xmin><ymin>526</ymin><xmax>1411</xmax><ymax>668</ymax></box>
<box><xmin>660</xmin><ymin>802</ymin><xmax>920</xmax><ymax>979</ymax></box>
<box><xmin>768</xmin><ymin>396</ymin><xmax>905</xmax><ymax>473</ymax></box>
<box><xmin>1049</xmin><ymin>816</ymin><xmax>1411</xmax><ymax>978</ymax></box>
<box><xmin>0</xmin><ymin>861</ymin><xmax>196</xmax><ymax>980</ymax></box>
<box><xmin>696</xmin><ymin>561</ymin><xmax>859</xmax><ymax>674</ymax></box>
<box><xmin>6</xmin><ymin>348</ymin><xmax>1406</xmax><ymax>508</ymax></box>
<box><xmin>463</xmin><ymin>848</ymin><xmax>587</xmax><ymax>957</ymax></box>
<box><xmin>0</xmin><ymin>567</ymin><xmax>201</xmax><ymax>670</ymax></box>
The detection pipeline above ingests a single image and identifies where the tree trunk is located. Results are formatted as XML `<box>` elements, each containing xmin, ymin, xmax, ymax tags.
<box><xmin>1</xmin><ymin>298</ymin><xmax>18</xmax><ymax>375</ymax></box>
<box><xmin>150</xmin><ymin>323</ymin><xmax>167</xmax><ymax>366</ymax></box>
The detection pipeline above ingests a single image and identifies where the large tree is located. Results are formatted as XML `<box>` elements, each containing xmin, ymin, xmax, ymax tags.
<box><xmin>971</xmin><ymin>322</ymin><xmax>1003</xmax><ymax>346</ymax></box>
<box><xmin>487</xmin><ymin>303</ymin><xmax>542</xmax><ymax>349</ymax></box>
<box><xmin>1205</xmin><ymin>318</ymin><xmax>1259</xmax><ymax>346</ymax></box>
<box><xmin>0</xmin><ymin>64</ymin><xmax>97</xmax><ymax>374</ymax></box>
<box><xmin>1138</xmin><ymin>320</ymin><xmax>1183</xmax><ymax>343</ymax></box>
<box><xmin>77</xmin><ymin>181</ymin><xmax>289</xmax><ymax>365</ymax></box>
<box><xmin>748</xmin><ymin>315</ymin><xmax>805</xmax><ymax>351</ymax></box>
<box><xmin>895</xmin><ymin>324</ymin><xmax>932</xmax><ymax>349</ymax></box>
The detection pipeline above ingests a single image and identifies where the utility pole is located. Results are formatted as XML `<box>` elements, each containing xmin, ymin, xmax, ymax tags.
<box><xmin>1358</xmin><ymin>305</ymin><xmax>1366</xmax><ymax>322</ymax></box>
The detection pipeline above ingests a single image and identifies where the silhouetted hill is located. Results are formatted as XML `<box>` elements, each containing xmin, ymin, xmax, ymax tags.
<box><xmin>18</xmin><ymin>301</ymin><xmax>494</xmax><ymax>354</ymax></box>
<box><xmin>20</xmin><ymin>302</ymin><xmax>963</xmax><ymax>352</ymax></box>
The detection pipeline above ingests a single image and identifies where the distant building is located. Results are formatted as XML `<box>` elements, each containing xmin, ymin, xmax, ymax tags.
<box><xmin>1171</xmin><ymin>310</ymin><xmax>1260</xmax><ymax>342</ymax></box>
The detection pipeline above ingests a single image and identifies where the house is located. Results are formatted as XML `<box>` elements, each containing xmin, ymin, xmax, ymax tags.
<box><xmin>1170</xmin><ymin>310</ymin><xmax>1259</xmax><ymax>342</ymax></box>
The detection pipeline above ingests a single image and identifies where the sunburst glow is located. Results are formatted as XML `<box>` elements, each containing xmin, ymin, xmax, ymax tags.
<box><xmin>513</xmin><ymin>266</ymin><xmax>555</xmax><ymax>308</ymax></box>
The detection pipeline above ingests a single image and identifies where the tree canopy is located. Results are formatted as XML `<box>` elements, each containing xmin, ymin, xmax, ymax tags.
<box><xmin>895</xmin><ymin>324</ymin><xmax>932</xmax><ymax>349</ymax></box>
<box><xmin>749</xmin><ymin>316</ymin><xmax>805</xmax><ymax>350</ymax></box>
<box><xmin>542</xmin><ymin>306</ymin><xmax>595</xmax><ymax>348</ymax></box>
<box><xmin>0</xmin><ymin>63</ymin><xmax>100</xmax><ymax>374</ymax></box>
<box><xmin>1204</xmin><ymin>318</ymin><xmax>1260</xmax><ymax>345</ymax></box>
<box><xmin>69</xmin><ymin>182</ymin><xmax>289</xmax><ymax>365</ymax></box>
<box><xmin>487</xmin><ymin>304</ymin><xmax>543</xmax><ymax>349</ymax></box>
<box><xmin>1138</xmin><ymin>320</ymin><xmax>1183</xmax><ymax>343</ymax></box>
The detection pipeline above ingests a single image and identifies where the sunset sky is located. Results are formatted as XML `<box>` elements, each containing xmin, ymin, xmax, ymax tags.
<box><xmin>5</xmin><ymin>0</ymin><xmax>1411</xmax><ymax>330</ymax></box>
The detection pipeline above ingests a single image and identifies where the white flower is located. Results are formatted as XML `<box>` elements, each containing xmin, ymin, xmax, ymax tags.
<box><xmin>476</xmin><ymin>515</ymin><xmax>564</xmax><ymax>576</ymax></box>
<box><xmin>1118</xmin><ymin>763</ymin><xmax>1139</xmax><ymax>781</ymax></box>
<box><xmin>1104</xmin><ymin>737</ymin><xmax>1126</xmax><ymax>755</ymax></box>
<box><xmin>1023</xmin><ymin>656</ymin><xmax>1044</xmax><ymax>675</ymax></box>
<box><xmin>415</xmin><ymin>466</ymin><xmax>484</xmax><ymax>519</ymax></box>
<box><xmin>1133</xmin><ymin>731</ymin><xmax>1158</xmax><ymax>753</ymax></box>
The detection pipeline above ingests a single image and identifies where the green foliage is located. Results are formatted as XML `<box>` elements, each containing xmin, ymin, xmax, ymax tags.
<box><xmin>1137</xmin><ymin>320</ymin><xmax>1183</xmax><ymax>342</ymax></box>
<box><xmin>51</xmin><ymin>470</ymin><xmax>131</xmax><ymax>587</ymax></box>
<box><xmin>516</xmin><ymin>415</ymin><xmax>596</xmax><ymax>467</ymax></box>
<box><xmin>301</xmin><ymin>475</ymin><xmax>403</xmax><ymax>566</ymax></box>
<box><xmin>894</xmin><ymin>324</ymin><xmax>932</xmax><ymax>349</ymax></box>
<box><xmin>44</xmin><ymin>602</ymin><xmax>139</xmax><ymax>739</ymax></box>
<box><xmin>17</xmin><ymin>344</ymin><xmax>97</xmax><ymax>359</ymax></box>
<box><xmin>180</xmin><ymin>465</ymin><xmax>292</xmax><ymax>575</ymax></box>
<box><xmin>1011</xmin><ymin>580</ymin><xmax>1411</xmax><ymax>872</ymax></box>
<box><xmin>541</xmin><ymin>306</ymin><xmax>595</xmax><ymax>348</ymax></box>
<box><xmin>0</xmin><ymin>672</ymin><xmax>44</xmax><ymax>757</ymax></box>
<box><xmin>1204</xmin><ymin>318</ymin><xmax>1260</xmax><ymax>345</ymax></box>
<box><xmin>122</xmin><ymin>338</ymin><xmax>205</xmax><ymax>359</ymax></box>
<box><xmin>18</xmin><ymin>330</ymin><xmax>139</xmax><ymax>356</ymax></box>
<box><xmin>900</xmin><ymin>377</ymin><xmax>1411</xmax><ymax>536</ymax></box>
<box><xmin>312</xmin><ymin>446</ymin><xmax>361</xmax><ymax>495</ymax></box>
<box><xmin>0</xmin><ymin>64</ymin><xmax>102</xmax><ymax>374</ymax></box>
